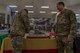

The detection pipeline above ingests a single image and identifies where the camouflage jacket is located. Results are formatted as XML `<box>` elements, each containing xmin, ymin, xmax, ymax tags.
<box><xmin>11</xmin><ymin>12</ymin><xmax>30</xmax><ymax>37</ymax></box>
<box><xmin>54</xmin><ymin>9</ymin><xmax>77</xmax><ymax>37</ymax></box>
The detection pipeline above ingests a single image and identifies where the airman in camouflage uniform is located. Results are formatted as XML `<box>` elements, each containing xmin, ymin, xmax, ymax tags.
<box><xmin>54</xmin><ymin>2</ymin><xmax>77</xmax><ymax>53</ymax></box>
<box><xmin>11</xmin><ymin>9</ymin><xmax>30</xmax><ymax>53</ymax></box>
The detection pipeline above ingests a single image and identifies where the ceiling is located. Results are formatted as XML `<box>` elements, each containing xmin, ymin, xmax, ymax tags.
<box><xmin>0</xmin><ymin>0</ymin><xmax>80</xmax><ymax>18</ymax></box>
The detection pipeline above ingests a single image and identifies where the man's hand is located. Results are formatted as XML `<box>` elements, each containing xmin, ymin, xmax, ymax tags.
<box><xmin>24</xmin><ymin>33</ymin><xmax>29</xmax><ymax>38</ymax></box>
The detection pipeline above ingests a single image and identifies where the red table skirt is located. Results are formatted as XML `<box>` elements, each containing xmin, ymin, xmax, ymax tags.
<box><xmin>78</xmin><ymin>49</ymin><xmax>80</xmax><ymax>53</ymax></box>
<box><xmin>3</xmin><ymin>49</ymin><xmax>58</xmax><ymax>53</ymax></box>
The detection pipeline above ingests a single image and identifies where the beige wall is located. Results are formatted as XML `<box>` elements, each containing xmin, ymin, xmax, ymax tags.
<box><xmin>0</xmin><ymin>5</ymin><xmax>7</xmax><ymax>13</ymax></box>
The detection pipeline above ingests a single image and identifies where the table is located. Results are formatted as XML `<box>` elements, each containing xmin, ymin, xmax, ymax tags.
<box><xmin>1</xmin><ymin>37</ymin><xmax>58</xmax><ymax>53</ymax></box>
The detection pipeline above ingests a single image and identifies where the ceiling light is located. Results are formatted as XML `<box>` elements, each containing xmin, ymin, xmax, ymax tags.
<box><xmin>76</xmin><ymin>17</ymin><xmax>79</xmax><ymax>19</ymax></box>
<box><xmin>15</xmin><ymin>11</ymin><xmax>18</xmax><ymax>13</ymax></box>
<box><xmin>76</xmin><ymin>14</ymin><xmax>80</xmax><ymax>16</ymax></box>
<box><xmin>40</xmin><ymin>11</ymin><xmax>46</xmax><ymax>13</ymax></box>
<box><xmin>41</xmin><ymin>6</ymin><xmax>49</xmax><ymax>8</ymax></box>
<box><xmin>9</xmin><ymin>5</ymin><xmax>17</xmax><ymax>7</ymax></box>
<box><xmin>51</xmin><ymin>11</ymin><xmax>57</xmax><ymax>14</ymax></box>
<box><xmin>28</xmin><ymin>11</ymin><xmax>34</xmax><ymax>13</ymax></box>
<box><xmin>25</xmin><ymin>6</ymin><xmax>33</xmax><ymax>8</ymax></box>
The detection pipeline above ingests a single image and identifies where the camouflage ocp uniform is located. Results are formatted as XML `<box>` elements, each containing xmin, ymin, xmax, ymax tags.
<box><xmin>11</xmin><ymin>9</ymin><xmax>30</xmax><ymax>53</ymax></box>
<box><xmin>54</xmin><ymin>9</ymin><xmax>77</xmax><ymax>53</ymax></box>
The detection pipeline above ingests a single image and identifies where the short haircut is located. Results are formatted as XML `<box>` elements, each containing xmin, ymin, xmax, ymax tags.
<box><xmin>23</xmin><ymin>9</ymin><xmax>28</xmax><ymax>13</ymax></box>
<box><xmin>57</xmin><ymin>2</ymin><xmax>65</xmax><ymax>6</ymax></box>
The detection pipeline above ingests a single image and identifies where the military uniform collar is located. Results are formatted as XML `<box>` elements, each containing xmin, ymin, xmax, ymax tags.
<box><xmin>60</xmin><ymin>9</ymin><xmax>67</xmax><ymax>14</ymax></box>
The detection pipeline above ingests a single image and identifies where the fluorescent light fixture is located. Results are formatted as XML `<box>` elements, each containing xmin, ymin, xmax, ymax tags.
<box><xmin>9</xmin><ymin>5</ymin><xmax>17</xmax><ymax>7</ymax></box>
<box><xmin>76</xmin><ymin>14</ymin><xmax>80</xmax><ymax>16</ymax></box>
<box><xmin>15</xmin><ymin>11</ymin><xmax>18</xmax><ymax>13</ymax></box>
<box><xmin>40</xmin><ymin>11</ymin><xmax>46</xmax><ymax>13</ymax></box>
<box><xmin>25</xmin><ymin>6</ymin><xmax>33</xmax><ymax>8</ymax></box>
<box><xmin>28</xmin><ymin>11</ymin><xmax>34</xmax><ymax>13</ymax></box>
<box><xmin>76</xmin><ymin>17</ymin><xmax>79</xmax><ymax>19</ymax></box>
<box><xmin>41</xmin><ymin>6</ymin><xmax>49</xmax><ymax>8</ymax></box>
<box><xmin>51</xmin><ymin>11</ymin><xmax>57</xmax><ymax>13</ymax></box>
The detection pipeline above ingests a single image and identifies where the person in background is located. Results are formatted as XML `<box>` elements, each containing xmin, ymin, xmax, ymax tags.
<box><xmin>54</xmin><ymin>2</ymin><xmax>77</xmax><ymax>53</ymax></box>
<box><xmin>11</xmin><ymin>9</ymin><xmax>30</xmax><ymax>53</ymax></box>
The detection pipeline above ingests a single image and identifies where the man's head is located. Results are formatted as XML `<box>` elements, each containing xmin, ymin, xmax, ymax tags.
<box><xmin>21</xmin><ymin>9</ymin><xmax>28</xmax><ymax>15</ymax></box>
<box><xmin>16</xmin><ymin>9</ymin><xmax>28</xmax><ymax>17</ymax></box>
<box><xmin>57</xmin><ymin>2</ymin><xmax>65</xmax><ymax>11</ymax></box>
<box><xmin>18</xmin><ymin>9</ymin><xmax>28</xmax><ymax>16</ymax></box>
